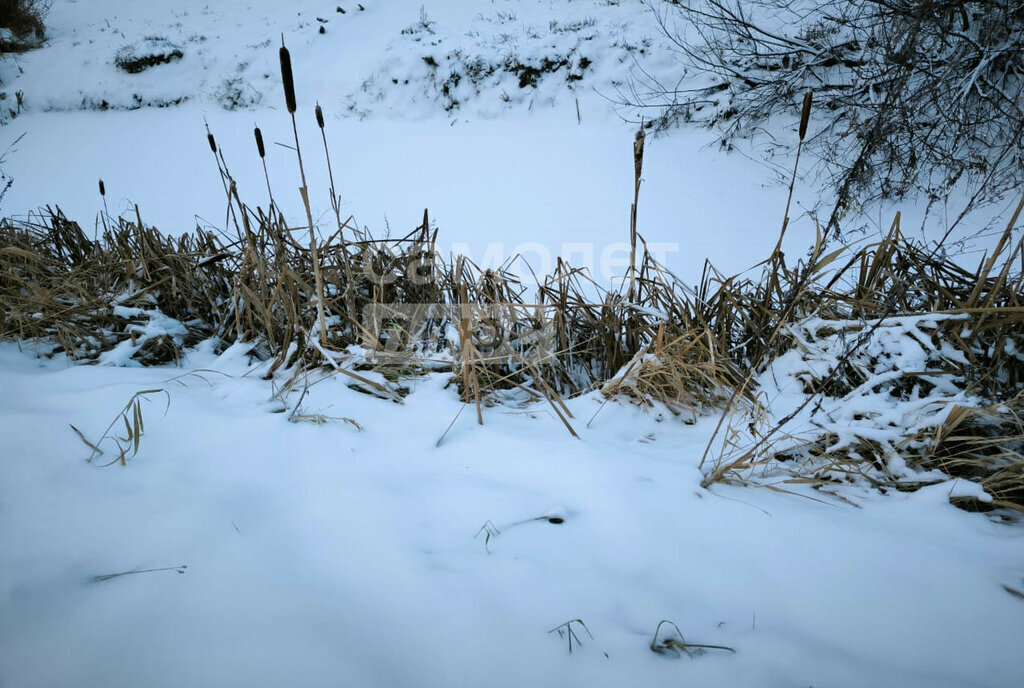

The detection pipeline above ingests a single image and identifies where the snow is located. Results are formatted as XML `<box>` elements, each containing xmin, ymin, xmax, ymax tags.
<box><xmin>2</xmin><ymin>1</ymin><xmax>1008</xmax><ymax>281</ymax></box>
<box><xmin>2</xmin><ymin>342</ymin><xmax>1023</xmax><ymax>687</ymax></box>
<box><xmin>3</xmin><ymin>1</ymin><xmax>1024</xmax><ymax>687</ymax></box>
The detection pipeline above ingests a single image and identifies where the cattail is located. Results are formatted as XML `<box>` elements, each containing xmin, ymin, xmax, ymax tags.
<box><xmin>799</xmin><ymin>90</ymin><xmax>813</xmax><ymax>141</ymax></box>
<box><xmin>315</xmin><ymin>103</ymin><xmax>324</xmax><ymax>129</ymax></box>
<box><xmin>98</xmin><ymin>179</ymin><xmax>105</xmax><ymax>196</ymax></box>
<box><xmin>207</xmin><ymin>132</ymin><xmax>217</xmax><ymax>154</ymax></box>
<box><xmin>633</xmin><ymin>127</ymin><xmax>645</xmax><ymax>182</ymax></box>
<box><xmin>254</xmin><ymin>126</ymin><xmax>265</xmax><ymax>158</ymax></box>
<box><xmin>280</xmin><ymin>41</ymin><xmax>297</xmax><ymax>114</ymax></box>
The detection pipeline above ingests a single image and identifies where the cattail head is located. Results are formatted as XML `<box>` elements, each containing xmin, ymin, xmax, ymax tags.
<box><xmin>633</xmin><ymin>127</ymin><xmax>646</xmax><ymax>181</ymax></box>
<box><xmin>799</xmin><ymin>90</ymin><xmax>813</xmax><ymax>141</ymax></box>
<box><xmin>98</xmin><ymin>179</ymin><xmax>105</xmax><ymax>197</ymax></box>
<box><xmin>207</xmin><ymin>132</ymin><xmax>217</xmax><ymax>154</ymax></box>
<box><xmin>254</xmin><ymin>126</ymin><xmax>265</xmax><ymax>159</ymax></box>
<box><xmin>315</xmin><ymin>103</ymin><xmax>324</xmax><ymax>129</ymax></box>
<box><xmin>280</xmin><ymin>41</ymin><xmax>297</xmax><ymax>114</ymax></box>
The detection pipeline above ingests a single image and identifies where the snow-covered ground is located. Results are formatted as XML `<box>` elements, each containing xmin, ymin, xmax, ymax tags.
<box><xmin>2</xmin><ymin>1</ymin><xmax>1023</xmax><ymax>687</ymax></box>
<box><xmin>3</xmin><ymin>342</ymin><xmax>1023</xmax><ymax>688</ymax></box>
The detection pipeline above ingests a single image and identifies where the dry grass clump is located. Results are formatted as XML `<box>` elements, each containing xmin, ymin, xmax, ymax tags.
<box><xmin>1</xmin><ymin>209</ymin><xmax>108</xmax><ymax>355</ymax></box>
<box><xmin>911</xmin><ymin>401</ymin><xmax>1024</xmax><ymax>513</ymax></box>
<box><xmin>0</xmin><ymin>206</ymin><xmax>237</xmax><ymax>361</ymax></box>
<box><xmin>766</xmin><ymin>396</ymin><xmax>1024</xmax><ymax>514</ymax></box>
<box><xmin>601</xmin><ymin>330</ymin><xmax>740</xmax><ymax>419</ymax></box>
<box><xmin>597</xmin><ymin>252</ymin><xmax>749</xmax><ymax>417</ymax></box>
<box><xmin>693</xmin><ymin>204</ymin><xmax>1024</xmax><ymax>511</ymax></box>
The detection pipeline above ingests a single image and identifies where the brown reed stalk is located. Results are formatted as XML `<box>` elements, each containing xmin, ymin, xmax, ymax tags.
<box><xmin>280</xmin><ymin>38</ymin><xmax>328</xmax><ymax>346</ymax></box>
<box><xmin>698</xmin><ymin>92</ymin><xmax>816</xmax><ymax>472</ymax></box>
<box><xmin>778</xmin><ymin>90</ymin><xmax>812</xmax><ymax>250</ymax></box>
<box><xmin>98</xmin><ymin>178</ymin><xmax>110</xmax><ymax>235</ymax></box>
<box><xmin>457</xmin><ymin>275</ymin><xmax>483</xmax><ymax>424</ymax></box>
<box><xmin>203</xmin><ymin>124</ymin><xmax>244</xmax><ymax>240</ymax></box>
<box><xmin>314</xmin><ymin>101</ymin><xmax>358</xmax><ymax>334</ymax></box>
<box><xmin>253</xmin><ymin>125</ymin><xmax>277</xmax><ymax>210</ymax></box>
<box><xmin>628</xmin><ymin>127</ymin><xmax>645</xmax><ymax>300</ymax></box>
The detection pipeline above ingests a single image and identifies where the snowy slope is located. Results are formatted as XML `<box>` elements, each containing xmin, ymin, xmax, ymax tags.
<box><xmin>2</xmin><ymin>2</ymin><xmax>1024</xmax><ymax>687</ymax></box>
<box><xmin>2</xmin><ymin>0</ymin><xmax>1002</xmax><ymax>285</ymax></box>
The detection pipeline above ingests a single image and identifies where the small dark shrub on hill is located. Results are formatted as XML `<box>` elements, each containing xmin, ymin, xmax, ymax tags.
<box><xmin>114</xmin><ymin>37</ymin><xmax>184</xmax><ymax>74</ymax></box>
<box><xmin>0</xmin><ymin>0</ymin><xmax>49</xmax><ymax>51</ymax></box>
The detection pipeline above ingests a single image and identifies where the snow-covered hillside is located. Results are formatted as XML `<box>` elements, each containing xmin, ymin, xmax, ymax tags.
<box><xmin>2</xmin><ymin>0</ymin><xmax>1005</xmax><ymax>282</ymax></box>
<box><xmin>2</xmin><ymin>2</ymin><xmax>1023</xmax><ymax>688</ymax></box>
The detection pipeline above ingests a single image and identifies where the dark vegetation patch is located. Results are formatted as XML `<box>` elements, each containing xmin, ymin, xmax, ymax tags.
<box><xmin>414</xmin><ymin>47</ymin><xmax>592</xmax><ymax>112</ymax></box>
<box><xmin>131</xmin><ymin>333</ymin><xmax>182</xmax><ymax>366</ymax></box>
<box><xmin>80</xmin><ymin>94</ymin><xmax>189</xmax><ymax>111</ymax></box>
<box><xmin>506</xmin><ymin>56</ymin><xmax>571</xmax><ymax>89</ymax></box>
<box><xmin>114</xmin><ymin>37</ymin><xmax>184</xmax><ymax>74</ymax></box>
<box><xmin>0</xmin><ymin>0</ymin><xmax>48</xmax><ymax>52</ymax></box>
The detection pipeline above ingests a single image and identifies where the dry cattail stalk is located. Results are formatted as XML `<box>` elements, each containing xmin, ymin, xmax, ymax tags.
<box><xmin>254</xmin><ymin>126</ymin><xmax>265</xmax><ymax>159</ymax></box>
<box><xmin>279</xmin><ymin>39</ymin><xmax>327</xmax><ymax>344</ymax></box>
<box><xmin>312</xmin><ymin>100</ymin><xmax>356</xmax><ymax>323</ymax></box>
<box><xmin>776</xmin><ymin>90</ymin><xmax>813</xmax><ymax>250</ymax></box>
<box><xmin>628</xmin><ymin>127</ymin><xmax>646</xmax><ymax>300</ymax></box>
<box><xmin>207</xmin><ymin>132</ymin><xmax>217</xmax><ymax>154</ymax></box>
<box><xmin>98</xmin><ymin>178</ymin><xmax>110</xmax><ymax>233</ymax></box>
<box><xmin>279</xmin><ymin>42</ymin><xmax>297</xmax><ymax>114</ymax></box>
<box><xmin>799</xmin><ymin>90</ymin><xmax>813</xmax><ymax>141</ymax></box>
<box><xmin>633</xmin><ymin>128</ymin><xmax>645</xmax><ymax>183</ymax></box>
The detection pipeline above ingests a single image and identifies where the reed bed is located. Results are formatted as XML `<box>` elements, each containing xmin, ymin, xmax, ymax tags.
<box><xmin>4</xmin><ymin>191</ymin><xmax>1022</xmax><ymax>512</ymax></box>
<box><xmin>2</xmin><ymin>51</ymin><xmax>1022</xmax><ymax>513</ymax></box>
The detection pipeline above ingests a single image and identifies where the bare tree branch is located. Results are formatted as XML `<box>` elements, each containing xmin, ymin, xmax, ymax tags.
<box><xmin>629</xmin><ymin>0</ymin><xmax>1024</xmax><ymax>237</ymax></box>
